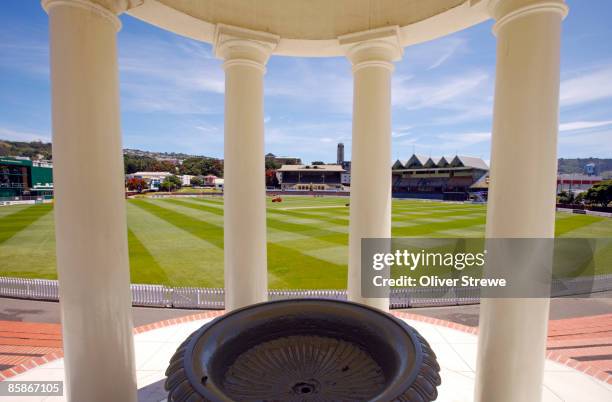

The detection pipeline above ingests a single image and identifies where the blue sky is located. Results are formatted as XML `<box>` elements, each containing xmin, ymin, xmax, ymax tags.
<box><xmin>0</xmin><ymin>0</ymin><xmax>611</xmax><ymax>164</ymax></box>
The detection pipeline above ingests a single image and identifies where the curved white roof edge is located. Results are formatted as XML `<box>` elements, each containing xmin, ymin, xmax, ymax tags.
<box><xmin>126</xmin><ymin>0</ymin><xmax>491</xmax><ymax>57</ymax></box>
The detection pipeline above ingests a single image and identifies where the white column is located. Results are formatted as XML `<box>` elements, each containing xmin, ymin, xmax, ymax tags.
<box><xmin>42</xmin><ymin>0</ymin><xmax>138</xmax><ymax>401</ymax></box>
<box><xmin>340</xmin><ymin>27</ymin><xmax>403</xmax><ymax>311</ymax></box>
<box><xmin>475</xmin><ymin>1</ymin><xmax>568</xmax><ymax>401</ymax></box>
<box><xmin>214</xmin><ymin>25</ymin><xmax>279</xmax><ymax>311</ymax></box>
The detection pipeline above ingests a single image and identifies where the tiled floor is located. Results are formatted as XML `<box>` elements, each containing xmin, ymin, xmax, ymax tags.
<box><xmin>2</xmin><ymin>319</ymin><xmax>209</xmax><ymax>402</ymax></box>
<box><xmin>547</xmin><ymin>314</ymin><xmax>612</xmax><ymax>375</ymax></box>
<box><xmin>3</xmin><ymin>317</ymin><xmax>612</xmax><ymax>402</ymax></box>
<box><xmin>0</xmin><ymin>321</ymin><xmax>62</xmax><ymax>373</ymax></box>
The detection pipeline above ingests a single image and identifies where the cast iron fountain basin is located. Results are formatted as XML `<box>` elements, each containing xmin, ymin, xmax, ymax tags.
<box><xmin>165</xmin><ymin>299</ymin><xmax>440</xmax><ymax>401</ymax></box>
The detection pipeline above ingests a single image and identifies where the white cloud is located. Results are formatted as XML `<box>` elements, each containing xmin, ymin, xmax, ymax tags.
<box><xmin>560</xmin><ymin>66</ymin><xmax>612</xmax><ymax>107</ymax></box>
<box><xmin>0</xmin><ymin>28</ymin><xmax>49</xmax><ymax>77</ymax></box>
<box><xmin>558</xmin><ymin>128</ymin><xmax>612</xmax><ymax>157</ymax></box>
<box><xmin>124</xmin><ymin>127</ymin><xmax>223</xmax><ymax>157</ymax></box>
<box><xmin>559</xmin><ymin>120</ymin><xmax>612</xmax><ymax>131</ymax></box>
<box><xmin>431</xmin><ymin>103</ymin><xmax>493</xmax><ymax>125</ymax></box>
<box><xmin>393</xmin><ymin>72</ymin><xmax>490</xmax><ymax>110</ymax></box>
<box><xmin>195</xmin><ymin>123</ymin><xmax>221</xmax><ymax>134</ymax></box>
<box><xmin>3</xmin><ymin>10</ymin><xmax>610</xmax><ymax>162</ymax></box>
<box><xmin>440</xmin><ymin>132</ymin><xmax>491</xmax><ymax>143</ymax></box>
<box><xmin>266</xmin><ymin>58</ymin><xmax>353</xmax><ymax>114</ymax></box>
<box><xmin>403</xmin><ymin>35</ymin><xmax>468</xmax><ymax>71</ymax></box>
<box><xmin>430</xmin><ymin>132</ymin><xmax>491</xmax><ymax>152</ymax></box>
<box><xmin>264</xmin><ymin>120</ymin><xmax>351</xmax><ymax>162</ymax></box>
<box><xmin>392</xmin><ymin>125</ymin><xmax>413</xmax><ymax>138</ymax></box>
<box><xmin>393</xmin><ymin>121</ymin><xmax>610</xmax><ymax>159</ymax></box>
<box><xmin>426</xmin><ymin>38</ymin><xmax>467</xmax><ymax>70</ymax></box>
<box><xmin>190</xmin><ymin>76</ymin><xmax>225</xmax><ymax>94</ymax></box>
<box><xmin>396</xmin><ymin>136</ymin><xmax>419</xmax><ymax>146</ymax></box>
<box><xmin>0</xmin><ymin>127</ymin><xmax>50</xmax><ymax>142</ymax></box>
<box><xmin>120</xmin><ymin>82</ymin><xmax>219</xmax><ymax>114</ymax></box>
<box><xmin>118</xmin><ymin>32</ymin><xmax>224</xmax><ymax>114</ymax></box>
<box><xmin>392</xmin><ymin>130</ymin><xmax>492</xmax><ymax>161</ymax></box>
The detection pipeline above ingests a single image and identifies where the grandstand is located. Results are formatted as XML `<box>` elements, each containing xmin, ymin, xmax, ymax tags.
<box><xmin>0</xmin><ymin>156</ymin><xmax>53</xmax><ymax>199</ymax></box>
<box><xmin>392</xmin><ymin>154</ymin><xmax>489</xmax><ymax>201</ymax></box>
<box><xmin>277</xmin><ymin>164</ymin><xmax>345</xmax><ymax>191</ymax></box>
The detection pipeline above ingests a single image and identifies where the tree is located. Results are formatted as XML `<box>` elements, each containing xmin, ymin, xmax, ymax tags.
<box><xmin>153</xmin><ymin>160</ymin><xmax>179</xmax><ymax>173</ymax></box>
<box><xmin>574</xmin><ymin>191</ymin><xmax>586</xmax><ymax>205</ymax></box>
<box><xmin>265</xmin><ymin>159</ymin><xmax>281</xmax><ymax>170</ymax></box>
<box><xmin>265</xmin><ymin>169</ymin><xmax>279</xmax><ymax>188</ymax></box>
<box><xmin>126</xmin><ymin>177</ymin><xmax>148</xmax><ymax>193</ymax></box>
<box><xmin>584</xmin><ymin>180</ymin><xmax>612</xmax><ymax>207</ymax></box>
<box><xmin>0</xmin><ymin>140</ymin><xmax>52</xmax><ymax>160</ymax></box>
<box><xmin>557</xmin><ymin>191</ymin><xmax>573</xmax><ymax>205</ymax></box>
<box><xmin>159</xmin><ymin>175</ymin><xmax>182</xmax><ymax>192</ymax></box>
<box><xmin>179</xmin><ymin>157</ymin><xmax>224</xmax><ymax>177</ymax></box>
<box><xmin>178</xmin><ymin>157</ymin><xmax>203</xmax><ymax>175</ymax></box>
<box><xmin>123</xmin><ymin>155</ymin><xmax>157</xmax><ymax>174</ymax></box>
<box><xmin>190</xmin><ymin>176</ymin><xmax>204</xmax><ymax>187</ymax></box>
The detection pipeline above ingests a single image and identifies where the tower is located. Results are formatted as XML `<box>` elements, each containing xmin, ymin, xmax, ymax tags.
<box><xmin>337</xmin><ymin>143</ymin><xmax>344</xmax><ymax>165</ymax></box>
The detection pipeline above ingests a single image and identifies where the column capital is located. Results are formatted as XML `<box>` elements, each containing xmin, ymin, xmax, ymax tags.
<box><xmin>339</xmin><ymin>26</ymin><xmax>403</xmax><ymax>73</ymax></box>
<box><xmin>213</xmin><ymin>24</ymin><xmax>280</xmax><ymax>73</ymax></box>
<box><xmin>487</xmin><ymin>0</ymin><xmax>568</xmax><ymax>35</ymax></box>
<box><xmin>41</xmin><ymin>0</ymin><xmax>143</xmax><ymax>31</ymax></box>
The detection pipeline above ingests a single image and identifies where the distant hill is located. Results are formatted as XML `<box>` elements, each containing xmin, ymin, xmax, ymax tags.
<box><xmin>0</xmin><ymin>140</ymin><xmax>52</xmax><ymax>159</ymax></box>
<box><xmin>557</xmin><ymin>158</ymin><xmax>612</xmax><ymax>176</ymax></box>
<box><xmin>123</xmin><ymin>148</ymin><xmax>214</xmax><ymax>160</ymax></box>
<box><xmin>0</xmin><ymin>139</ymin><xmax>222</xmax><ymax>175</ymax></box>
<box><xmin>2</xmin><ymin>139</ymin><xmax>609</xmax><ymax>177</ymax></box>
<box><xmin>0</xmin><ymin>140</ymin><xmax>217</xmax><ymax>162</ymax></box>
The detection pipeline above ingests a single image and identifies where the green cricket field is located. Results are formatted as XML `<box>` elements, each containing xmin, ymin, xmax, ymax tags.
<box><xmin>0</xmin><ymin>196</ymin><xmax>610</xmax><ymax>289</ymax></box>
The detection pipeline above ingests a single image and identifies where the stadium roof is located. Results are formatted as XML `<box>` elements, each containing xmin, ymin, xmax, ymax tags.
<box><xmin>470</xmin><ymin>174</ymin><xmax>490</xmax><ymax>189</ymax></box>
<box><xmin>403</xmin><ymin>154</ymin><xmax>429</xmax><ymax>168</ymax></box>
<box><xmin>450</xmin><ymin>155</ymin><xmax>489</xmax><ymax>170</ymax></box>
<box><xmin>393</xmin><ymin>154</ymin><xmax>488</xmax><ymax>170</ymax></box>
<box><xmin>278</xmin><ymin>164</ymin><xmax>345</xmax><ymax>172</ymax></box>
<box><xmin>436</xmin><ymin>157</ymin><xmax>450</xmax><ymax>167</ymax></box>
<box><xmin>392</xmin><ymin>159</ymin><xmax>409</xmax><ymax>169</ymax></box>
<box><xmin>424</xmin><ymin>157</ymin><xmax>437</xmax><ymax>168</ymax></box>
<box><xmin>132</xmin><ymin>171</ymin><xmax>173</xmax><ymax>177</ymax></box>
<box><xmin>0</xmin><ymin>157</ymin><xmax>33</xmax><ymax>167</ymax></box>
<box><xmin>557</xmin><ymin>173</ymin><xmax>602</xmax><ymax>181</ymax></box>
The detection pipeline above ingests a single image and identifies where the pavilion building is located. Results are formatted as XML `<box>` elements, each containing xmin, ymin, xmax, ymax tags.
<box><xmin>0</xmin><ymin>156</ymin><xmax>53</xmax><ymax>199</ymax></box>
<box><xmin>276</xmin><ymin>164</ymin><xmax>346</xmax><ymax>191</ymax></box>
<box><xmin>392</xmin><ymin>154</ymin><xmax>489</xmax><ymax>200</ymax></box>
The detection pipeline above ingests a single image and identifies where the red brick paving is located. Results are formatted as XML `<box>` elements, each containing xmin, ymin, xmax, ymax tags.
<box><xmin>0</xmin><ymin>311</ymin><xmax>610</xmax><ymax>384</ymax></box>
<box><xmin>0</xmin><ymin>321</ymin><xmax>62</xmax><ymax>380</ymax></box>
<box><xmin>0</xmin><ymin>310</ymin><xmax>224</xmax><ymax>381</ymax></box>
<box><xmin>547</xmin><ymin>313</ymin><xmax>612</xmax><ymax>377</ymax></box>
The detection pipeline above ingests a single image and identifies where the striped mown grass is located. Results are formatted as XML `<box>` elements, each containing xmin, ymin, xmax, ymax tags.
<box><xmin>0</xmin><ymin>196</ymin><xmax>610</xmax><ymax>288</ymax></box>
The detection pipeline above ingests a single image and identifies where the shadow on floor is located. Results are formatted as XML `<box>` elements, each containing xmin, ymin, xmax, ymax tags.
<box><xmin>138</xmin><ymin>378</ymin><xmax>168</xmax><ymax>402</ymax></box>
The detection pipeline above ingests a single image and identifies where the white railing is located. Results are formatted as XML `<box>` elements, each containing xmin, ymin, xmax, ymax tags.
<box><xmin>0</xmin><ymin>276</ymin><xmax>610</xmax><ymax>309</ymax></box>
<box><xmin>130</xmin><ymin>284</ymin><xmax>169</xmax><ymax>307</ymax></box>
<box><xmin>269</xmin><ymin>289</ymin><xmax>347</xmax><ymax>302</ymax></box>
<box><xmin>0</xmin><ymin>277</ymin><xmax>59</xmax><ymax>300</ymax></box>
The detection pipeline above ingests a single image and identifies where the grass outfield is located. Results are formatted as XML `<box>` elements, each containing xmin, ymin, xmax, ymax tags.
<box><xmin>0</xmin><ymin>196</ymin><xmax>610</xmax><ymax>289</ymax></box>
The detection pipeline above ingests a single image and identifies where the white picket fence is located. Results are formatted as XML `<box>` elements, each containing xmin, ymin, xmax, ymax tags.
<box><xmin>0</xmin><ymin>275</ymin><xmax>610</xmax><ymax>309</ymax></box>
<box><xmin>0</xmin><ymin>277</ymin><xmax>59</xmax><ymax>300</ymax></box>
